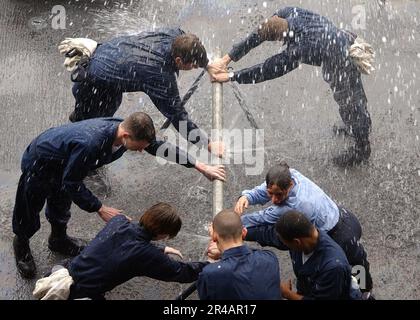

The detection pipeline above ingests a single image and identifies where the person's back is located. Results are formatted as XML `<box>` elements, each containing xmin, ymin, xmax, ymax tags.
<box><xmin>274</xmin><ymin>7</ymin><xmax>346</xmax><ymax>66</ymax></box>
<box><xmin>198</xmin><ymin>245</ymin><xmax>280</xmax><ymax>300</ymax></box>
<box><xmin>197</xmin><ymin>209</ymin><xmax>281</xmax><ymax>300</ymax></box>
<box><xmin>22</xmin><ymin>118</ymin><xmax>123</xmax><ymax>175</ymax></box>
<box><xmin>288</xmin><ymin>169</ymin><xmax>339</xmax><ymax>229</ymax></box>
<box><xmin>89</xmin><ymin>28</ymin><xmax>183</xmax><ymax>86</ymax></box>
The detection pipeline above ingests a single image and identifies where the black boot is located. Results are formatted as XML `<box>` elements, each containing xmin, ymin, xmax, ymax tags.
<box><xmin>48</xmin><ymin>224</ymin><xmax>86</xmax><ymax>256</ymax></box>
<box><xmin>334</xmin><ymin>141</ymin><xmax>371</xmax><ymax>166</ymax></box>
<box><xmin>13</xmin><ymin>235</ymin><xmax>36</xmax><ymax>279</ymax></box>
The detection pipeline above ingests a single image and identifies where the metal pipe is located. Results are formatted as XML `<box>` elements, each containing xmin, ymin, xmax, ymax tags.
<box><xmin>174</xmin><ymin>50</ymin><xmax>224</xmax><ymax>301</ymax></box>
<box><xmin>212</xmin><ymin>48</ymin><xmax>224</xmax><ymax>217</ymax></box>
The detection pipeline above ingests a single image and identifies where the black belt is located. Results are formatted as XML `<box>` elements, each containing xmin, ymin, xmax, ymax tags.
<box><xmin>328</xmin><ymin>206</ymin><xmax>347</xmax><ymax>235</ymax></box>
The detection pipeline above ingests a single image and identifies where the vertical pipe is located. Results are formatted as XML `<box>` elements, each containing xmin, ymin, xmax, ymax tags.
<box><xmin>212</xmin><ymin>48</ymin><xmax>223</xmax><ymax>217</ymax></box>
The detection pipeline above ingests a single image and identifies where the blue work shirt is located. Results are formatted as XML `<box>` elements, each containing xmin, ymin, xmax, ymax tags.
<box><xmin>229</xmin><ymin>7</ymin><xmax>351</xmax><ymax>83</ymax></box>
<box><xmin>88</xmin><ymin>28</ymin><xmax>207</xmax><ymax>144</ymax></box>
<box><xmin>197</xmin><ymin>245</ymin><xmax>281</xmax><ymax>300</ymax></box>
<box><xmin>68</xmin><ymin>215</ymin><xmax>208</xmax><ymax>299</ymax></box>
<box><xmin>21</xmin><ymin>118</ymin><xmax>195</xmax><ymax>213</ymax></box>
<box><xmin>290</xmin><ymin>230</ymin><xmax>354</xmax><ymax>300</ymax></box>
<box><xmin>241</xmin><ymin>169</ymin><xmax>339</xmax><ymax>231</ymax></box>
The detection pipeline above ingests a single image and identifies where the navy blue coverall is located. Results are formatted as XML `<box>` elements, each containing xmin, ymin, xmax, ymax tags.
<box><xmin>229</xmin><ymin>7</ymin><xmax>371</xmax><ymax>145</ymax></box>
<box><xmin>289</xmin><ymin>230</ymin><xmax>360</xmax><ymax>300</ymax></box>
<box><xmin>197</xmin><ymin>245</ymin><xmax>281</xmax><ymax>300</ymax></box>
<box><xmin>12</xmin><ymin>118</ymin><xmax>195</xmax><ymax>241</ymax></box>
<box><xmin>71</xmin><ymin>28</ymin><xmax>207</xmax><ymax>145</ymax></box>
<box><xmin>66</xmin><ymin>215</ymin><xmax>208</xmax><ymax>299</ymax></box>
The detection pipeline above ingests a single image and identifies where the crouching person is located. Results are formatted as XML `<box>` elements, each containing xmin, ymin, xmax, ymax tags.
<box><xmin>197</xmin><ymin>209</ymin><xmax>281</xmax><ymax>300</ymax></box>
<box><xmin>275</xmin><ymin>210</ymin><xmax>362</xmax><ymax>300</ymax></box>
<box><xmin>33</xmin><ymin>203</ymin><xmax>208</xmax><ymax>300</ymax></box>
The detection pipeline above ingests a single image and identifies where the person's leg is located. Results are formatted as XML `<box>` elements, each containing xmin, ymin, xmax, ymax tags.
<box><xmin>245</xmin><ymin>224</ymin><xmax>288</xmax><ymax>250</ymax></box>
<box><xmin>334</xmin><ymin>68</ymin><xmax>371</xmax><ymax>163</ymax></box>
<box><xmin>45</xmin><ymin>189</ymin><xmax>86</xmax><ymax>256</ymax></box>
<box><xmin>70</xmin><ymin>80</ymin><xmax>123</xmax><ymax>122</ymax></box>
<box><xmin>328</xmin><ymin>207</ymin><xmax>373</xmax><ymax>292</ymax></box>
<box><xmin>323</xmin><ymin>58</ymin><xmax>372</xmax><ymax>166</ymax></box>
<box><xmin>12</xmin><ymin>171</ymin><xmax>48</xmax><ymax>278</ymax></box>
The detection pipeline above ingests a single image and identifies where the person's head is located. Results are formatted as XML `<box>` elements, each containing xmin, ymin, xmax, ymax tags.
<box><xmin>257</xmin><ymin>15</ymin><xmax>288</xmax><ymax>41</ymax></box>
<box><xmin>265</xmin><ymin>161</ymin><xmax>293</xmax><ymax>205</ymax></box>
<box><xmin>171</xmin><ymin>33</ymin><xmax>208</xmax><ymax>70</ymax></box>
<box><xmin>211</xmin><ymin>209</ymin><xmax>247</xmax><ymax>247</ymax></box>
<box><xmin>120</xmin><ymin>112</ymin><xmax>156</xmax><ymax>152</ymax></box>
<box><xmin>275</xmin><ymin>210</ymin><xmax>317</xmax><ymax>253</ymax></box>
<box><xmin>139</xmin><ymin>202</ymin><xmax>182</xmax><ymax>240</ymax></box>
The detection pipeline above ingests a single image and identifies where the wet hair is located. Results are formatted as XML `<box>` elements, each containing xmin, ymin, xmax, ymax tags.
<box><xmin>121</xmin><ymin>112</ymin><xmax>156</xmax><ymax>143</ymax></box>
<box><xmin>275</xmin><ymin>210</ymin><xmax>314</xmax><ymax>242</ymax></box>
<box><xmin>265</xmin><ymin>161</ymin><xmax>292</xmax><ymax>190</ymax></box>
<box><xmin>139</xmin><ymin>202</ymin><xmax>182</xmax><ymax>239</ymax></box>
<box><xmin>257</xmin><ymin>15</ymin><xmax>288</xmax><ymax>41</ymax></box>
<box><xmin>171</xmin><ymin>33</ymin><xmax>209</xmax><ymax>68</ymax></box>
<box><xmin>213</xmin><ymin>209</ymin><xmax>243</xmax><ymax>240</ymax></box>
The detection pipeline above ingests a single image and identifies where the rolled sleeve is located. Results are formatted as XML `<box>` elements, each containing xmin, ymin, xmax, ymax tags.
<box><xmin>241</xmin><ymin>182</ymin><xmax>270</xmax><ymax>205</ymax></box>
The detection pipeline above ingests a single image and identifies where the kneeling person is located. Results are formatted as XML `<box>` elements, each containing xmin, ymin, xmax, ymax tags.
<box><xmin>33</xmin><ymin>203</ymin><xmax>208</xmax><ymax>300</ymax></box>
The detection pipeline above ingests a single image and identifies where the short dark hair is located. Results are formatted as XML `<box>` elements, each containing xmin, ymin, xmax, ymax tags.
<box><xmin>139</xmin><ymin>203</ymin><xmax>182</xmax><ymax>239</ymax></box>
<box><xmin>213</xmin><ymin>209</ymin><xmax>243</xmax><ymax>240</ymax></box>
<box><xmin>171</xmin><ymin>33</ymin><xmax>208</xmax><ymax>68</ymax></box>
<box><xmin>266</xmin><ymin>161</ymin><xmax>292</xmax><ymax>190</ymax></box>
<box><xmin>121</xmin><ymin>112</ymin><xmax>156</xmax><ymax>143</ymax></box>
<box><xmin>275</xmin><ymin>210</ymin><xmax>314</xmax><ymax>241</ymax></box>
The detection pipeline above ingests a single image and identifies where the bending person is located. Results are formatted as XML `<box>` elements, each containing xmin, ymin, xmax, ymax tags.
<box><xmin>234</xmin><ymin>161</ymin><xmax>373</xmax><ymax>295</ymax></box>
<box><xmin>33</xmin><ymin>203</ymin><xmax>208</xmax><ymax>300</ymax></box>
<box><xmin>198</xmin><ymin>209</ymin><xmax>281</xmax><ymax>300</ymax></box>
<box><xmin>208</xmin><ymin>7</ymin><xmax>373</xmax><ymax>166</ymax></box>
<box><xmin>13</xmin><ymin>112</ymin><xmax>225</xmax><ymax>279</ymax></box>
<box><xmin>66</xmin><ymin>28</ymin><xmax>222</xmax><ymax>156</ymax></box>
<box><xmin>275</xmin><ymin>210</ymin><xmax>363</xmax><ymax>300</ymax></box>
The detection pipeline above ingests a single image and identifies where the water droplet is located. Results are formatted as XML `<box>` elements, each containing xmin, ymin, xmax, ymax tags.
<box><xmin>382</xmin><ymin>36</ymin><xmax>387</xmax><ymax>43</ymax></box>
<box><xmin>262</xmin><ymin>2</ymin><xmax>267</xmax><ymax>8</ymax></box>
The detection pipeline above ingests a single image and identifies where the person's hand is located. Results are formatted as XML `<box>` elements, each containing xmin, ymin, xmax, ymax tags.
<box><xmin>164</xmin><ymin>246</ymin><xmax>184</xmax><ymax>259</ymax></box>
<box><xmin>207</xmin><ymin>54</ymin><xmax>231</xmax><ymax>75</ymax></box>
<box><xmin>208</xmin><ymin>140</ymin><xmax>225</xmax><ymax>158</ymax></box>
<box><xmin>195</xmin><ymin>162</ymin><xmax>226</xmax><ymax>182</ymax></box>
<box><xmin>97</xmin><ymin>205</ymin><xmax>123</xmax><ymax>223</ymax></box>
<box><xmin>209</xmin><ymin>71</ymin><xmax>230</xmax><ymax>83</ymax></box>
<box><xmin>207</xmin><ymin>62</ymin><xmax>227</xmax><ymax>78</ymax></box>
<box><xmin>207</xmin><ymin>240</ymin><xmax>221</xmax><ymax>261</ymax></box>
<box><xmin>234</xmin><ymin>196</ymin><xmax>249</xmax><ymax>216</ymax></box>
<box><xmin>280</xmin><ymin>279</ymin><xmax>293</xmax><ymax>298</ymax></box>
